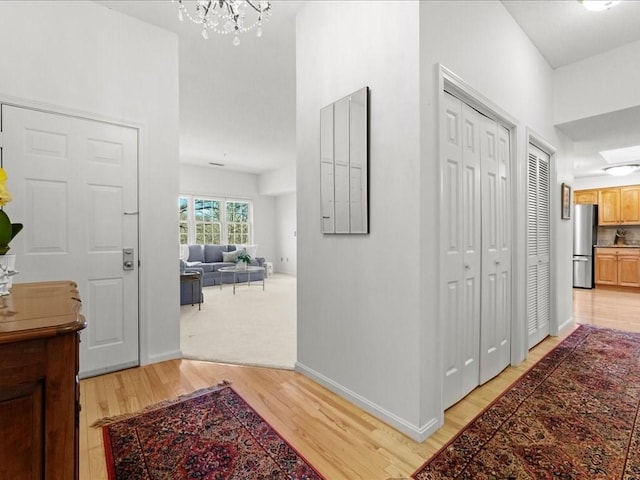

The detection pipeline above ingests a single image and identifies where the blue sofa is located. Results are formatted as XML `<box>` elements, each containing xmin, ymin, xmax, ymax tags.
<box><xmin>182</xmin><ymin>244</ymin><xmax>265</xmax><ymax>287</ymax></box>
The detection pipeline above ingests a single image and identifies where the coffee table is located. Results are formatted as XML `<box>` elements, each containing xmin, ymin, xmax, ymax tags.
<box><xmin>218</xmin><ymin>266</ymin><xmax>265</xmax><ymax>295</ymax></box>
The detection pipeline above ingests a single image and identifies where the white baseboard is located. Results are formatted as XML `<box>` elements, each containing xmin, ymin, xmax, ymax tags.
<box><xmin>558</xmin><ymin>316</ymin><xmax>575</xmax><ymax>333</ymax></box>
<box><xmin>144</xmin><ymin>349</ymin><xmax>183</xmax><ymax>365</ymax></box>
<box><xmin>295</xmin><ymin>361</ymin><xmax>441</xmax><ymax>442</ymax></box>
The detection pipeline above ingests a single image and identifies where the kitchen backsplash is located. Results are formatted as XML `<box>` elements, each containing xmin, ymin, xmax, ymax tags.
<box><xmin>597</xmin><ymin>226</ymin><xmax>640</xmax><ymax>246</ymax></box>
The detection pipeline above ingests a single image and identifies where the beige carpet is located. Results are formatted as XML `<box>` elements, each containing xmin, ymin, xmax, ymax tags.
<box><xmin>180</xmin><ymin>273</ymin><xmax>296</xmax><ymax>370</ymax></box>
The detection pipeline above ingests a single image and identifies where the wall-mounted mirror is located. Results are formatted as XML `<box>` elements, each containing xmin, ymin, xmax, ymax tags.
<box><xmin>320</xmin><ymin>86</ymin><xmax>369</xmax><ymax>234</ymax></box>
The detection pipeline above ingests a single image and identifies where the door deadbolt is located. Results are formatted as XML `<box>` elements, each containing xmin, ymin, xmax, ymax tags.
<box><xmin>123</xmin><ymin>248</ymin><xmax>135</xmax><ymax>271</ymax></box>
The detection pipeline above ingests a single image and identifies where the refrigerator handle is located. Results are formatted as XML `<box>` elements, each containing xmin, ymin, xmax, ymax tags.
<box><xmin>573</xmin><ymin>257</ymin><xmax>589</xmax><ymax>262</ymax></box>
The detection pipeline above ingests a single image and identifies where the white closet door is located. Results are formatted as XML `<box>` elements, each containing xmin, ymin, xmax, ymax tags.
<box><xmin>2</xmin><ymin>105</ymin><xmax>140</xmax><ymax>377</ymax></box>
<box><xmin>441</xmin><ymin>93</ymin><xmax>481</xmax><ymax>408</ymax></box>
<box><xmin>527</xmin><ymin>144</ymin><xmax>551</xmax><ymax>348</ymax></box>
<box><xmin>479</xmin><ymin>116</ymin><xmax>511</xmax><ymax>384</ymax></box>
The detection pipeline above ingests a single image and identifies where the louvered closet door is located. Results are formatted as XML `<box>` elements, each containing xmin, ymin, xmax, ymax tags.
<box><xmin>441</xmin><ymin>93</ymin><xmax>482</xmax><ymax>409</ymax></box>
<box><xmin>527</xmin><ymin>144</ymin><xmax>551</xmax><ymax>348</ymax></box>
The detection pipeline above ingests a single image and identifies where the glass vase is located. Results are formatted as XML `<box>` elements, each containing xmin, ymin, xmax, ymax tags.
<box><xmin>0</xmin><ymin>254</ymin><xmax>16</xmax><ymax>295</ymax></box>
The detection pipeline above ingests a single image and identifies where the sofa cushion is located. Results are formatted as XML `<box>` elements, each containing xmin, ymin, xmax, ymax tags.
<box><xmin>212</xmin><ymin>262</ymin><xmax>236</xmax><ymax>271</ymax></box>
<box><xmin>204</xmin><ymin>244</ymin><xmax>227</xmax><ymax>263</ymax></box>
<box><xmin>188</xmin><ymin>244</ymin><xmax>205</xmax><ymax>263</ymax></box>
<box><xmin>197</xmin><ymin>263</ymin><xmax>216</xmax><ymax>273</ymax></box>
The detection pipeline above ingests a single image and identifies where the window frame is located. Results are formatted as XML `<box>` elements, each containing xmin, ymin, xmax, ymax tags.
<box><xmin>178</xmin><ymin>194</ymin><xmax>253</xmax><ymax>246</ymax></box>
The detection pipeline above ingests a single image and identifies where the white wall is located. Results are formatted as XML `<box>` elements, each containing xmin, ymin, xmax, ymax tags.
<box><xmin>554</xmin><ymin>131</ymin><xmax>576</xmax><ymax>331</ymax></box>
<box><xmin>180</xmin><ymin>164</ymin><xmax>276</xmax><ymax>263</ymax></box>
<box><xmin>554</xmin><ymin>39</ymin><xmax>640</xmax><ymax>125</ymax></box>
<box><xmin>297</xmin><ymin>1</ymin><xmax>423</xmax><ymax>437</ymax></box>
<box><xmin>259</xmin><ymin>163</ymin><xmax>296</xmax><ymax>196</ymax></box>
<box><xmin>296</xmin><ymin>0</ymin><xmax>571</xmax><ymax>441</ymax></box>
<box><xmin>0</xmin><ymin>1</ymin><xmax>180</xmax><ymax>364</ymax></box>
<box><xmin>274</xmin><ymin>193</ymin><xmax>297</xmax><ymax>275</ymax></box>
<box><xmin>419</xmin><ymin>0</ymin><xmax>572</xmax><ymax>433</ymax></box>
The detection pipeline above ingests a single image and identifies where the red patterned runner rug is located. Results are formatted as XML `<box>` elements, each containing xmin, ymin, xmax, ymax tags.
<box><xmin>413</xmin><ymin>325</ymin><xmax>640</xmax><ymax>479</ymax></box>
<box><xmin>99</xmin><ymin>383</ymin><xmax>324</xmax><ymax>480</ymax></box>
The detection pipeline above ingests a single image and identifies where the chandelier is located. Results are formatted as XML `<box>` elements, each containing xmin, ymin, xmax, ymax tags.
<box><xmin>175</xmin><ymin>0</ymin><xmax>272</xmax><ymax>46</ymax></box>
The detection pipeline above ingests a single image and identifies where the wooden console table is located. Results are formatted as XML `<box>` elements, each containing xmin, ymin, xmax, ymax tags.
<box><xmin>0</xmin><ymin>281</ymin><xmax>86</xmax><ymax>480</ymax></box>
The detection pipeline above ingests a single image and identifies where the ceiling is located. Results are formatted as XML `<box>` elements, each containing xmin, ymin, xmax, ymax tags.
<box><xmin>97</xmin><ymin>0</ymin><xmax>303</xmax><ymax>174</ymax></box>
<box><xmin>97</xmin><ymin>0</ymin><xmax>640</xmax><ymax>178</ymax></box>
<box><xmin>502</xmin><ymin>0</ymin><xmax>640</xmax><ymax>178</ymax></box>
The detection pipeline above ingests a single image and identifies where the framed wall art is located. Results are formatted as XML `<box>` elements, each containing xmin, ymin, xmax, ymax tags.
<box><xmin>561</xmin><ymin>183</ymin><xmax>571</xmax><ymax>220</ymax></box>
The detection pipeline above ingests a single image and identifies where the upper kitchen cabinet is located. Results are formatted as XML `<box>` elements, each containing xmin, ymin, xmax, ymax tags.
<box><xmin>574</xmin><ymin>189</ymin><xmax>598</xmax><ymax>205</ymax></box>
<box><xmin>578</xmin><ymin>185</ymin><xmax>640</xmax><ymax>226</ymax></box>
<box><xmin>598</xmin><ymin>188</ymin><xmax>621</xmax><ymax>225</ymax></box>
<box><xmin>621</xmin><ymin>186</ymin><xmax>640</xmax><ymax>224</ymax></box>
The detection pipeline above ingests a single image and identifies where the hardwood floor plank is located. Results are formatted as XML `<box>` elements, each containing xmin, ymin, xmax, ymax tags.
<box><xmin>79</xmin><ymin>287</ymin><xmax>640</xmax><ymax>479</ymax></box>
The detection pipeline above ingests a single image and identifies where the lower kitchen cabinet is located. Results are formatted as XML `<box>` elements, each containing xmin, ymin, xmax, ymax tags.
<box><xmin>618</xmin><ymin>252</ymin><xmax>640</xmax><ymax>287</ymax></box>
<box><xmin>595</xmin><ymin>249</ymin><xmax>618</xmax><ymax>285</ymax></box>
<box><xmin>595</xmin><ymin>248</ymin><xmax>640</xmax><ymax>287</ymax></box>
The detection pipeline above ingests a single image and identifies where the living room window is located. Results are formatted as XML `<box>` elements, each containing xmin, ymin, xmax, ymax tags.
<box><xmin>226</xmin><ymin>200</ymin><xmax>250</xmax><ymax>245</ymax></box>
<box><xmin>194</xmin><ymin>198</ymin><xmax>222</xmax><ymax>244</ymax></box>
<box><xmin>179</xmin><ymin>196</ymin><xmax>189</xmax><ymax>245</ymax></box>
<box><xmin>178</xmin><ymin>196</ymin><xmax>252</xmax><ymax>245</ymax></box>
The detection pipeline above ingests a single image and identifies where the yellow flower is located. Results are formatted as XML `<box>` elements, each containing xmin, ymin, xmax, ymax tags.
<box><xmin>0</xmin><ymin>168</ymin><xmax>22</xmax><ymax>255</ymax></box>
<box><xmin>0</xmin><ymin>183</ymin><xmax>12</xmax><ymax>207</ymax></box>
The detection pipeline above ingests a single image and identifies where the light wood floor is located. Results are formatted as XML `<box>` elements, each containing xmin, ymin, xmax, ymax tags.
<box><xmin>79</xmin><ymin>286</ymin><xmax>640</xmax><ymax>480</ymax></box>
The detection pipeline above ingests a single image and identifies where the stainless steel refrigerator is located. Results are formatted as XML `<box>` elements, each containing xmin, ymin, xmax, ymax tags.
<box><xmin>573</xmin><ymin>204</ymin><xmax>598</xmax><ymax>288</ymax></box>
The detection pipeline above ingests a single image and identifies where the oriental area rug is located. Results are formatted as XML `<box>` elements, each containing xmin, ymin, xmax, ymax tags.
<box><xmin>413</xmin><ymin>325</ymin><xmax>640</xmax><ymax>479</ymax></box>
<box><xmin>99</xmin><ymin>383</ymin><xmax>324</xmax><ymax>480</ymax></box>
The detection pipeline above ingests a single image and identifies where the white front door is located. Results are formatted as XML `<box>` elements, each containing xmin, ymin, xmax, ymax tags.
<box><xmin>1</xmin><ymin>104</ymin><xmax>139</xmax><ymax>377</ymax></box>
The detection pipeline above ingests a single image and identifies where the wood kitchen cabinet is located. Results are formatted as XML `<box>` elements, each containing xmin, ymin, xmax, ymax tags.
<box><xmin>595</xmin><ymin>248</ymin><xmax>640</xmax><ymax>287</ymax></box>
<box><xmin>574</xmin><ymin>189</ymin><xmax>599</xmax><ymax>205</ymax></box>
<box><xmin>618</xmin><ymin>250</ymin><xmax>640</xmax><ymax>287</ymax></box>
<box><xmin>621</xmin><ymin>186</ymin><xmax>640</xmax><ymax>224</ymax></box>
<box><xmin>598</xmin><ymin>188</ymin><xmax>622</xmax><ymax>225</ymax></box>
<box><xmin>595</xmin><ymin>248</ymin><xmax>618</xmax><ymax>285</ymax></box>
<box><xmin>575</xmin><ymin>185</ymin><xmax>640</xmax><ymax>225</ymax></box>
<box><xmin>0</xmin><ymin>281</ymin><xmax>86</xmax><ymax>480</ymax></box>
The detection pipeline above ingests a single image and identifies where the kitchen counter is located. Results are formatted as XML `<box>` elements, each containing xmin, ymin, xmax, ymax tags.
<box><xmin>595</xmin><ymin>245</ymin><xmax>640</xmax><ymax>248</ymax></box>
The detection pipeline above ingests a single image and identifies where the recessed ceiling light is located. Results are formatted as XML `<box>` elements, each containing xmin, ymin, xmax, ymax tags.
<box><xmin>580</xmin><ymin>0</ymin><xmax>621</xmax><ymax>12</ymax></box>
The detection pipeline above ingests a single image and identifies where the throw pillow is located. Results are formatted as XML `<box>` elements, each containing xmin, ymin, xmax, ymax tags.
<box><xmin>236</xmin><ymin>244</ymin><xmax>258</xmax><ymax>257</ymax></box>
<box><xmin>222</xmin><ymin>249</ymin><xmax>244</xmax><ymax>263</ymax></box>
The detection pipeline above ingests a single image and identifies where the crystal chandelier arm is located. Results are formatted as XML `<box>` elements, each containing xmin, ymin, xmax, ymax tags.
<box><xmin>201</xmin><ymin>1</ymin><xmax>213</xmax><ymax>18</ymax></box>
<box><xmin>246</xmin><ymin>1</ymin><xmax>271</xmax><ymax>13</ymax></box>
